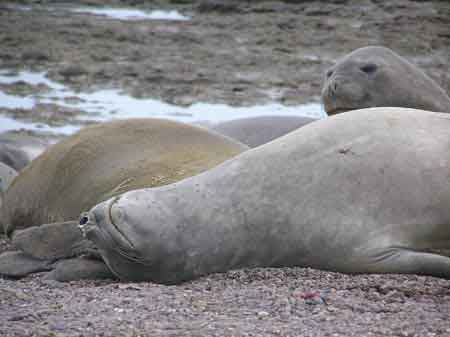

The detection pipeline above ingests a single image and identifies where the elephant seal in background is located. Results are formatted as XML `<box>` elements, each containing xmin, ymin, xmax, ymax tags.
<box><xmin>210</xmin><ymin>116</ymin><xmax>317</xmax><ymax>147</ymax></box>
<box><xmin>0</xmin><ymin>163</ymin><xmax>17</xmax><ymax>195</ymax></box>
<box><xmin>2</xmin><ymin>118</ymin><xmax>247</xmax><ymax>237</ymax></box>
<box><xmin>321</xmin><ymin>46</ymin><xmax>450</xmax><ymax>115</ymax></box>
<box><xmin>0</xmin><ymin>118</ymin><xmax>247</xmax><ymax>280</ymax></box>
<box><xmin>0</xmin><ymin>130</ymin><xmax>60</xmax><ymax>162</ymax></box>
<box><xmin>0</xmin><ymin>143</ymin><xmax>30</xmax><ymax>171</ymax></box>
<box><xmin>82</xmin><ymin>107</ymin><xmax>450</xmax><ymax>284</ymax></box>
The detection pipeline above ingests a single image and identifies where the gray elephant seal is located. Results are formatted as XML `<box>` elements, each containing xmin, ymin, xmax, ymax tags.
<box><xmin>0</xmin><ymin>118</ymin><xmax>247</xmax><ymax>280</ymax></box>
<box><xmin>321</xmin><ymin>46</ymin><xmax>450</xmax><ymax>115</ymax></box>
<box><xmin>0</xmin><ymin>163</ymin><xmax>17</xmax><ymax>195</ymax></box>
<box><xmin>0</xmin><ymin>143</ymin><xmax>30</xmax><ymax>171</ymax></box>
<box><xmin>0</xmin><ymin>162</ymin><xmax>17</xmax><ymax>213</ymax></box>
<box><xmin>81</xmin><ymin>107</ymin><xmax>450</xmax><ymax>284</ymax></box>
<box><xmin>210</xmin><ymin>116</ymin><xmax>317</xmax><ymax>147</ymax></box>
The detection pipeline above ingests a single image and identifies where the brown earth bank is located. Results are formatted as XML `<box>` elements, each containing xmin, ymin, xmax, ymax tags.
<box><xmin>1</xmin><ymin>1</ymin><xmax>450</xmax><ymax>336</ymax></box>
<box><xmin>0</xmin><ymin>0</ymin><xmax>449</xmax><ymax>110</ymax></box>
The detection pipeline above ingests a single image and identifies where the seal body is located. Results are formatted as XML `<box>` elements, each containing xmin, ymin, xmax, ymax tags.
<box><xmin>210</xmin><ymin>116</ymin><xmax>317</xmax><ymax>147</ymax></box>
<box><xmin>1</xmin><ymin>118</ymin><xmax>247</xmax><ymax>236</ymax></box>
<box><xmin>0</xmin><ymin>143</ymin><xmax>29</xmax><ymax>171</ymax></box>
<box><xmin>0</xmin><ymin>162</ymin><xmax>17</xmax><ymax>211</ymax></box>
<box><xmin>82</xmin><ymin>107</ymin><xmax>450</xmax><ymax>284</ymax></box>
<box><xmin>0</xmin><ymin>163</ymin><xmax>17</xmax><ymax>195</ymax></box>
<box><xmin>321</xmin><ymin>46</ymin><xmax>450</xmax><ymax>114</ymax></box>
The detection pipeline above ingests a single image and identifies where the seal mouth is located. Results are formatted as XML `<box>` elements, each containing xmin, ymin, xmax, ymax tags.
<box><xmin>78</xmin><ymin>198</ymin><xmax>152</xmax><ymax>280</ymax></box>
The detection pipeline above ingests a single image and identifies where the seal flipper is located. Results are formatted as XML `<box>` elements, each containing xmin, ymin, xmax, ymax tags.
<box><xmin>362</xmin><ymin>247</ymin><xmax>450</xmax><ymax>279</ymax></box>
<box><xmin>12</xmin><ymin>221</ymin><xmax>96</xmax><ymax>260</ymax></box>
<box><xmin>0</xmin><ymin>251</ymin><xmax>52</xmax><ymax>278</ymax></box>
<box><xmin>45</xmin><ymin>257</ymin><xmax>116</xmax><ymax>282</ymax></box>
<box><xmin>1</xmin><ymin>221</ymin><xmax>107</xmax><ymax>280</ymax></box>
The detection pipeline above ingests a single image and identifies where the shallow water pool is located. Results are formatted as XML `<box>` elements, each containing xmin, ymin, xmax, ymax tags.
<box><xmin>0</xmin><ymin>115</ymin><xmax>80</xmax><ymax>135</ymax></box>
<box><xmin>0</xmin><ymin>70</ymin><xmax>325</xmax><ymax>135</ymax></box>
<box><xmin>71</xmin><ymin>8</ymin><xmax>190</xmax><ymax>21</ymax></box>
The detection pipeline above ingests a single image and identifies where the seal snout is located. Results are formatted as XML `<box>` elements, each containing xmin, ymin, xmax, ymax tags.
<box><xmin>329</xmin><ymin>81</ymin><xmax>338</xmax><ymax>97</ymax></box>
<box><xmin>322</xmin><ymin>77</ymin><xmax>342</xmax><ymax>114</ymax></box>
<box><xmin>322</xmin><ymin>69</ymin><xmax>343</xmax><ymax>103</ymax></box>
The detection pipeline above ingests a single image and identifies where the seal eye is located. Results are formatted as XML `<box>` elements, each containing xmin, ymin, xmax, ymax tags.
<box><xmin>79</xmin><ymin>215</ymin><xmax>89</xmax><ymax>226</ymax></box>
<box><xmin>360</xmin><ymin>63</ymin><xmax>377</xmax><ymax>75</ymax></box>
<box><xmin>326</xmin><ymin>70</ymin><xmax>333</xmax><ymax>78</ymax></box>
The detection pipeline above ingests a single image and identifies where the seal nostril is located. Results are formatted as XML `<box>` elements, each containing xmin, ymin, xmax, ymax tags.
<box><xmin>79</xmin><ymin>215</ymin><xmax>89</xmax><ymax>226</ymax></box>
<box><xmin>333</xmin><ymin>82</ymin><xmax>338</xmax><ymax>91</ymax></box>
<box><xmin>360</xmin><ymin>63</ymin><xmax>377</xmax><ymax>75</ymax></box>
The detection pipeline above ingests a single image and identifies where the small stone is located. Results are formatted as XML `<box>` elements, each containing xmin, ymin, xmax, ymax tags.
<box><xmin>21</xmin><ymin>50</ymin><xmax>49</xmax><ymax>61</ymax></box>
<box><xmin>51</xmin><ymin>322</ymin><xmax>65</xmax><ymax>331</ymax></box>
<box><xmin>197</xmin><ymin>0</ymin><xmax>241</xmax><ymax>13</ymax></box>
<box><xmin>8</xmin><ymin>314</ymin><xmax>26</xmax><ymax>321</ymax></box>
<box><xmin>59</xmin><ymin>65</ymin><xmax>88</xmax><ymax>78</ymax></box>
<box><xmin>257</xmin><ymin>311</ymin><xmax>269</xmax><ymax>318</ymax></box>
<box><xmin>41</xmin><ymin>279</ymin><xmax>65</xmax><ymax>288</ymax></box>
<box><xmin>117</xmin><ymin>284</ymin><xmax>142</xmax><ymax>290</ymax></box>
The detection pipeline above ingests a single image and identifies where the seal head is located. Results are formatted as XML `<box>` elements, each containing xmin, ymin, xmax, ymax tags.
<box><xmin>322</xmin><ymin>46</ymin><xmax>450</xmax><ymax>115</ymax></box>
<box><xmin>79</xmin><ymin>198</ymin><xmax>161</xmax><ymax>282</ymax></box>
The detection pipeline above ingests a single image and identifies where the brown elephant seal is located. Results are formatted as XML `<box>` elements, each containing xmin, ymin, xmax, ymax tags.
<box><xmin>210</xmin><ymin>116</ymin><xmax>317</xmax><ymax>148</ymax></box>
<box><xmin>321</xmin><ymin>46</ymin><xmax>450</xmax><ymax>115</ymax></box>
<box><xmin>81</xmin><ymin>107</ymin><xmax>450</xmax><ymax>284</ymax></box>
<box><xmin>0</xmin><ymin>118</ymin><xmax>247</xmax><ymax>280</ymax></box>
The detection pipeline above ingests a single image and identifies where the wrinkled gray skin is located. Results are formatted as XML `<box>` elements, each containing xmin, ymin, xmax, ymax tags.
<box><xmin>322</xmin><ymin>46</ymin><xmax>450</xmax><ymax>115</ymax></box>
<box><xmin>45</xmin><ymin>257</ymin><xmax>113</xmax><ymax>282</ymax></box>
<box><xmin>81</xmin><ymin>107</ymin><xmax>450</xmax><ymax>284</ymax></box>
<box><xmin>0</xmin><ymin>221</ymin><xmax>115</xmax><ymax>280</ymax></box>
<box><xmin>0</xmin><ymin>143</ymin><xmax>30</xmax><ymax>171</ymax></box>
<box><xmin>0</xmin><ymin>251</ymin><xmax>53</xmax><ymax>278</ymax></box>
<box><xmin>210</xmin><ymin>116</ymin><xmax>317</xmax><ymax>147</ymax></box>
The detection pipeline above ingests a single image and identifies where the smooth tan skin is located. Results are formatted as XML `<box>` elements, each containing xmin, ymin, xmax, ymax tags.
<box><xmin>82</xmin><ymin>108</ymin><xmax>450</xmax><ymax>284</ymax></box>
<box><xmin>2</xmin><ymin>118</ymin><xmax>247</xmax><ymax>236</ymax></box>
<box><xmin>321</xmin><ymin>46</ymin><xmax>450</xmax><ymax>115</ymax></box>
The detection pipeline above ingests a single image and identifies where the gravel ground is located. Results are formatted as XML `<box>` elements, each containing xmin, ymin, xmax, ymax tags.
<box><xmin>1</xmin><ymin>1</ymin><xmax>450</xmax><ymax>336</ymax></box>
<box><xmin>1</xmin><ymin>233</ymin><xmax>450</xmax><ymax>337</ymax></box>
<box><xmin>1</xmin><ymin>266</ymin><xmax>450</xmax><ymax>337</ymax></box>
